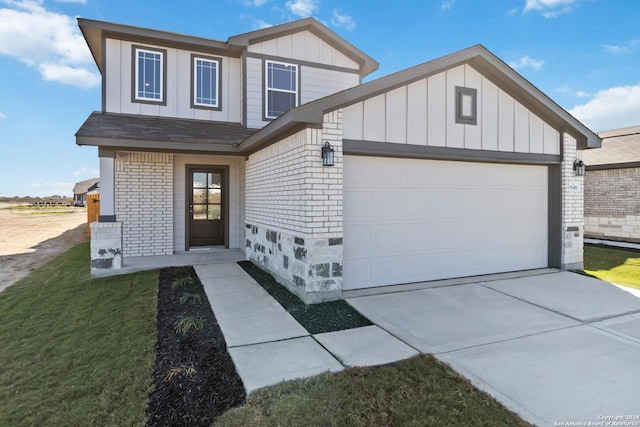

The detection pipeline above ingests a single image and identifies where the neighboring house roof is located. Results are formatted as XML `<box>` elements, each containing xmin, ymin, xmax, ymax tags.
<box><xmin>241</xmin><ymin>44</ymin><xmax>601</xmax><ymax>154</ymax></box>
<box><xmin>73</xmin><ymin>178</ymin><xmax>100</xmax><ymax>195</ymax></box>
<box><xmin>583</xmin><ymin>125</ymin><xmax>640</xmax><ymax>169</ymax></box>
<box><xmin>76</xmin><ymin>112</ymin><xmax>258</xmax><ymax>154</ymax></box>
<box><xmin>78</xmin><ymin>17</ymin><xmax>378</xmax><ymax>77</ymax></box>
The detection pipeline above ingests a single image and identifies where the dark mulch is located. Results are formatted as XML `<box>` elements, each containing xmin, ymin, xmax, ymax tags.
<box><xmin>145</xmin><ymin>267</ymin><xmax>245</xmax><ymax>427</ymax></box>
<box><xmin>238</xmin><ymin>261</ymin><xmax>372</xmax><ymax>334</ymax></box>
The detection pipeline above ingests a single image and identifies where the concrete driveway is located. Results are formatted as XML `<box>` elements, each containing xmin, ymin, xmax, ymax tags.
<box><xmin>347</xmin><ymin>272</ymin><xmax>640</xmax><ymax>426</ymax></box>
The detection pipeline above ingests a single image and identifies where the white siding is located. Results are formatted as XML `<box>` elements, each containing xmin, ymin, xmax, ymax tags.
<box><xmin>104</xmin><ymin>39</ymin><xmax>242</xmax><ymax>122</ymax></box>
<box><xmin>248</xmin><ymin>30</ymin><xmax>360</xmax><ymax>71</ymax></box>
<box><xmin>173</xmin><ymin>155</ymin><xmax>245</xmax><ymax>252</ymax></box>
<box><xmin>342</xmin><ymin>64</ymin><xmax>561</xmax><ymax>155</ymax></box>
<box><xmin>245</xmin><ymin>57</ymin><xmax>360</xmax><ymax>129</ymax></box>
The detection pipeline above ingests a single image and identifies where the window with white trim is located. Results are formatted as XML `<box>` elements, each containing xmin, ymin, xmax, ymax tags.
<box><xmin>193</xmin><ymin>56</ymin><xmax>220</xmax><ymax>108</ymax></box>
<box><xmin>135</xmin><ymin>47</ymin><xmax>164</xmax><ymax>102</ymax></box>
<box><xmin>265</xmin><ymin>60</ymin><xmax>298</xmax><ymax>119</ymax></box>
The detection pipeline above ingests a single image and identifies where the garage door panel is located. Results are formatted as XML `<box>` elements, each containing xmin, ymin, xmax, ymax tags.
<box><xmin>343</xmin><ymin>224</ymin><xmax>371</xmax><ymax>256</ymax></box>
<box><xmin>344</xmin><ymin>156</ymin><xmax>548</xmax><ymax>290</ymax></box>
<box><xmin>344</xmin><ymin>190</ymin><xmax>371</xmax><ymax>219</ymax></box>
<box><xmin>372</xmin><ymin>191</ymin><xmax>403</xmax><ymax>220</ymax></box>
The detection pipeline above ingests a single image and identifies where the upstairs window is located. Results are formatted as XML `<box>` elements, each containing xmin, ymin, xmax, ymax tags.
<box><xmin>193</xmin><ymin>55</ymin><xmax>220</xmax><ymax>109</ymax></box>
<box><xmin>134</xmin><ymin>46</ymin><xmax>165</xmax><ymax>103</ymax></box>
<box><xmin>265</xmin><ymin>61</ymin><xmax>298</xmax><ymax>119</ymax></box>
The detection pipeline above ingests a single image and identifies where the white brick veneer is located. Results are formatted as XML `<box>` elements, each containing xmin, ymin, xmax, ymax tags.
<box><xmin>115</xmin><ymin>152</ymin><xmax>174</xmax><ymax>257</ymax></box>
<box><xmin>245</xmin><ymin>110</ymin><xmax>344</xmax><ymax>302</ymax></box>
<box><xmin>561</xmin><ymin>133</ymin><xmax>584</xmax><ymax>269</ymax></box>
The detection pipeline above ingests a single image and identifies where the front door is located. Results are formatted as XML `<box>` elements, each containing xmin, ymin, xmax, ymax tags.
<box><xmin>188</xmin><ymin>167</ymin><xmax>225</xmax><ymax>247</ymax></box>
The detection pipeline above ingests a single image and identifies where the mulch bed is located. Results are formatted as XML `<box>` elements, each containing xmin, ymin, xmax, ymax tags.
<box><xmin>145</xmin><ymin>267</ymin><xmax>245</xmax><ymax>427</ymax></box>
<box><xmin>238</xmin><ymin>261</ymin><xmax>372</xmax><ymax>334</ymax></box>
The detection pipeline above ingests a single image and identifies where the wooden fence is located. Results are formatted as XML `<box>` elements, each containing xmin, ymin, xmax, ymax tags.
<box><xmin>87</xmin><ymin>194</ymin><xmax>100</xmax><ymax>237</ymax></box>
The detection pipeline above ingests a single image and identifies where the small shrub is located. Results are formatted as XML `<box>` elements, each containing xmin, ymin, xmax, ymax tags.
<box><xmin>179</xmin><ymin>292</ymin><xmax>203</xmax><ymax>305</ymax></box>
<box><xmin>170</xmin><ymin>276</ymin><xmax>193</xmax><ymax>289</ymax></box>
<box><xmin>174</xmin><ymin>316</ymin><xmax>204</xmax><ymax>335</ymax></box>
<box><xmin>163</xmin><ymin>366</ymin><xmax>197</xmax><ymax>383</ymax></box>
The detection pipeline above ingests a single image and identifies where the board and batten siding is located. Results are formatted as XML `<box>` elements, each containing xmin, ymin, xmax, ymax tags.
<box><xmin>247</xmin><ymin>31</ymin><xmax>361</xmax><ymax>70</ymax></box>
<box><xmin>245</xmin><ymin>56</ymin><xmax>360</xmax><ymax>129</ymax></box>
<box><xmin>244</xmin><ymin>29</ymin><xmax>361</xmax><ymax>129</ymax></box>
<box><xmin>104</xmin><ymin>39</ymin><xmax>242</xmax><ymax>122</ymax></box>
<box><xmin>343</xmin><ymin>64</ymin><xmax>561</xmax><ymax>155</ymax></box>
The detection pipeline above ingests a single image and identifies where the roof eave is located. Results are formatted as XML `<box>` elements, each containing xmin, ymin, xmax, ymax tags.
<box><xmin>228</xmin><ymin>17</ymin><xmax>379</xmax><ymax>77</ymax></box>
<box><xmin>76</xmin><ymin>135</ymin><xmax>243</xmax><ymax>155</ymax></box>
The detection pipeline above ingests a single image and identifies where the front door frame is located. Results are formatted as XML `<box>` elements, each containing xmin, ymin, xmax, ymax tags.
<box><xmin>185</xmin><ymin>164</ymin><xmax>230</xmax><ymax>250</ymax></box>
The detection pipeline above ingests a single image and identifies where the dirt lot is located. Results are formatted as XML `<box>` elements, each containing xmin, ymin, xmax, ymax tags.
<box><xmin>0</xmin><ymin>203</ymin><xmax>88</xmax><ymax>293</ymax></box>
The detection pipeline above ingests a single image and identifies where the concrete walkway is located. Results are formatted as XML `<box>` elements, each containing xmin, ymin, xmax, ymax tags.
<box><xmin>194</xmin><ymin>263</ymin><xmax>417</xmax><ymax>394</ymax></box>
<box><xmin>196</xmin><ymin>264</ymin><xmax>640</xmax><ymax>426</ymax></box>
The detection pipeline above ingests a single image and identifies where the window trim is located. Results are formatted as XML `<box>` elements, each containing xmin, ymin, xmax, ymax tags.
<box><xmin>131</xmin><ymin>45</ymin><xmax>167</xmax><ymax>105</ymax></box>
<box><xmin>455</xmin><ymin>86</ymin><xmax>477</xmax><ymax>125</ymax></box>
<box><xmin>191</xmin><ymin>54</ymin><xmax>222</xmax><ymax>111</ymax></box>
<box><xmin>264</xmin><ymin>60</ymin><xmax>299</xmax><ymax>120</ymax></box>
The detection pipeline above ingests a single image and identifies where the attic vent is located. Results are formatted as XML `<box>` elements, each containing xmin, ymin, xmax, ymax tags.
<box><xmin>455</xmin><ymin>86</ymin><xmax>477</xmax><ymax>125</ymax></box>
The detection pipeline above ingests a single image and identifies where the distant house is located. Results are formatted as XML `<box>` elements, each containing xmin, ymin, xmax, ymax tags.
<box><xmin>75</xmin><ymin>18</ymin><xmax>600</xmax><ymax>302</ymax></box>
<box><xmin>583</xmin><ymin>125</ymin><xmax>640</xmax><ymax>243</ymax></box>
<box><xmin>73</xmin><ymin>178</ymin><xmax>100</xmax><ymax>207</ymax></box>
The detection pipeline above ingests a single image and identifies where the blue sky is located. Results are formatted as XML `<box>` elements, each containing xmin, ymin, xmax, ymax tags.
<box><xmin>0</xmin><ymin>0</ymin><xmax>639</xmax><ymax>197</ymax></box>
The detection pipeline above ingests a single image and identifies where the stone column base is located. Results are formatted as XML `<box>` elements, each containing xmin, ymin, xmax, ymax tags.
<box><xmin>90</xmin><ymin>221</ymin><xmax>123</xmax><ymax>272</ymax></box>
<box><xmin>245</xmin><ymin>223</ymin><xmax>343</xmax><ymax>304</ymax></box>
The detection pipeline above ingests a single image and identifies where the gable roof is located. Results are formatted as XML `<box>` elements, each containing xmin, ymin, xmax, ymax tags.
<box><xmin>240</xmin><ymin>44</ymin><xmax>601</xmax><ymax>153</ymax></box>
<box><xmin>78</xmin><ymin>17</ymin><xmax>378</xmax><ymax>77</ymax></box>
<box><xmin>73</xmin><ymin>178</ymin><xmax>100</xmax><ymax>195</ymax></box>
<box><xmin>583</xmin><ymin>125</ymin><xmax>640</xmax><ymax>169</ymax></box>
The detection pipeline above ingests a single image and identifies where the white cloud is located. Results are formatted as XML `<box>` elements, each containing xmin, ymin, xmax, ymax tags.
<box><xmin>331</xmin><ymin>9</ymin><xmax>355</xmax><ymax>30</ymax></box>
<box><xmin>253</xmin><ymin>19</ymin><xmax>272</xmax><ymax>29</ymax></box>
<box><xmin>0</xmin><ymin>0</ymin><xmax>99</xmax><ymax>88</ymax></box>
<box><xmin>523</xmin><ymin>0</ymin><xmax>580</xmax><ymax>17</ymax></box>
<box><xmin>601</xmin><ymin>39</ymin><xmax>640</xmax><ymax>54</ymax></box>
<box><xmin>242</xmin><ymin>0</ymin><xmax>268</xmax><ymax>6</ymax></box>
<box><xmin>73</xmin><ymin>166</ymin><xmax>99</xmax><ymax>178</ymax></box>
<box><xmin>0</xmin><ymin>112</ymin><xmax>6</xmax><ymax>119</ymax></box>
<box><xmin>508</xmin><ymin>55</ymin><xmax>544</xmax><ymax>71</ymax></box>
<box><xmin>441</xmin><ymin>0</ymin><xmax>455</xmax><ymax>10</ymax></box>
<box><xmin>54</xmin><ymin>0</ymin><xmax>86</xmax><ymax>3</ymax></box>
<box><xmin>570</xmin><ymin>85</ymin><xmax>640</xmax><ymax>131</ymax></box>
<box><xmin>575</xmin><ymin>90</ymin><xmax>590</xmax><ymax>98</ymax></box>
<box><xmin>285</xmin><ymin>0</ymin><xmax>318</xmax><ymax>18</ymax></box>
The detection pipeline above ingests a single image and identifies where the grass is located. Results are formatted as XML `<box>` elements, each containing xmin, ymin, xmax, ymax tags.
<box><xmin>238</xmin><ymin>261</ymin><xmax>372</xmax><ymax>334</ymax></box>
<box><xmin>3</xmin><ymin>204</ymin><xmax>80</xmax><ymax>215</ymax></box>
<box><xmin>215</xmin><ymin>354</ymin><xmax>532</xmax><ymax>427</ymax></box>
<box><xmin>0</xmin><ymin>241</ymin><xmax>158</xmax><ymax>427</ymax></box>
<box><xmin>583</xmin><ymin>245</ymin><xmax>640</xmax><ymax>290</ymax></box>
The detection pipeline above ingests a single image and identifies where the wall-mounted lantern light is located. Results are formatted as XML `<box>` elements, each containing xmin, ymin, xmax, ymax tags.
<box><xmin>573</xmin><ymin>159</ymin><xmax>585</xmax><ymax>176</ymax></box>
<box><xmin>321</xmin><ymin>141</ymin><xmax>335</xmax><ymax>167</ymax></box>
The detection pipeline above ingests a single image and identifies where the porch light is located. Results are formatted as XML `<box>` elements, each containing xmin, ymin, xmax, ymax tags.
<box><xmin>573</xmin><ymin>159</ymin><xmax>585</xmax><ymax>176</ymax></box>
<box><xmin>321</xmin><ymin>141</ymin><xmax>335</xmax><ymax>167</ymax></box>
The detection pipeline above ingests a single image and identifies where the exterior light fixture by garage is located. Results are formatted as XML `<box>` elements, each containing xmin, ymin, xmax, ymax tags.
<box><xmin>321</xmin><ymin>141</ymin><xmax>335</xmax><ymax>166</ymax></box>
<box><xmin>573</xmin><ymin>158</ymin><xmax>585</xmax><ymax>176</ymax></box>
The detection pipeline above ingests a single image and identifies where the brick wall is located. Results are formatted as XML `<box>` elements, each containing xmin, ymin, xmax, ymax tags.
<box><xmin>561</xmin><ymin>133</ymin><xmax>584</xmax><ymax>269</ymax></box>
<box><xmin>245</xmin><ymin>110</ymin><xmax>344</xmax><ymax>302</ymax></box>
<box><xmin>584</xmin><ymin>167</ymin><xmax>640</xmax><ymax>241</ymax></box>
<box><xmin>115</xmin><ymin>152</ymin><xmax>174</xmax><ymax>257</ymax></box>
<box><xmin>245</xmin><ymin>110</ymin><xmax>343</xmax><ymax>238</ymax></box>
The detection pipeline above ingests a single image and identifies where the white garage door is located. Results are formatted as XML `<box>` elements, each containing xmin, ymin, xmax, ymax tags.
<box><xmin>343</xmin><ymin>156</ymin><xmax>548</xmax><ymax>290</ymax></box>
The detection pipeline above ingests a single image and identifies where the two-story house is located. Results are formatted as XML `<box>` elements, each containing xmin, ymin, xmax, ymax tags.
<box><xmin>76</xmin><ymin>17</ymin><xmax>600</xmax><ymax>303</ymax></box>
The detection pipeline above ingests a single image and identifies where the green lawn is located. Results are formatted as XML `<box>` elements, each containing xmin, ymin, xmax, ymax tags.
<box><xmin>583</xmin><ymin>245</ymin><xmax>640</xmax><ymax>290</ymax></box>
<box><xmin>215</xmin><ymin>354</ymin><xmax>532</xmax><ymax>427</ymax></box>
<box><xmin>0</xmin><ymin>242</ymin><xmax>158</xmax><ymax>427</ymax></box>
